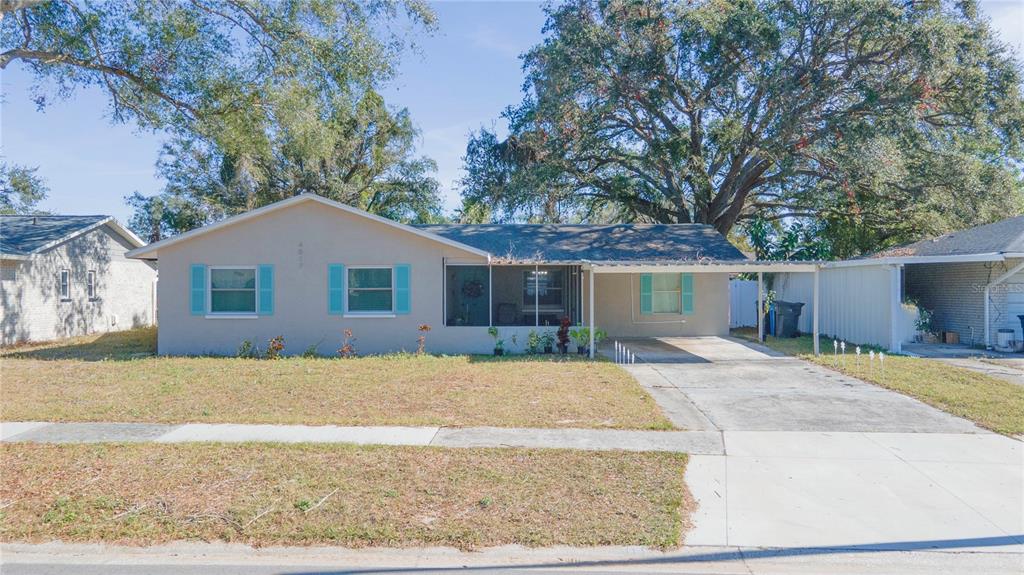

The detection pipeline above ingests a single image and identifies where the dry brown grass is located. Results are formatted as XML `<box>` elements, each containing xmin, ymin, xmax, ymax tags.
<box><xmin>733</xmin><ymin>328</ymin><xmax>1024</xmax><ymax>435</ymax></box>
<box><xmin>0</xmin><ymin>443</ymin><xmax>690</xmax><ymax>549</ymax></box>
<box><xmin>0</xmin><ymin>329</ymin><xmax>671</xmax><ymax>430</ymax></box>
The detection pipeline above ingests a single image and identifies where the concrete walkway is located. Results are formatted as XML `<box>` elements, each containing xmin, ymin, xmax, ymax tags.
<box><xmin>0</xmin><ymin>421</ymin><xmax>726</xmax><ymax>454</ymax></box>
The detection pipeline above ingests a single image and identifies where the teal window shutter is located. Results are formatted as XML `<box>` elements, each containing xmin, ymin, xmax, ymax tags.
<box><xmin>190</xmin><ymin>264</ymin><xmax>206</xmax><ymax>316</ymax></box>
<box><xmin>258</xmin><ymin>264</ymin><xmax>274</xmax><ymax>315</ymax></box>
<box><xmin>681</xmin><ymin>273</ymin><xmax>694</xmax><ymax>315</ymax></box>
<box><xmin>328</xmin><ymin>264</ymin><xmax>345</xmax><ymax>315</ymax></box>
<box><xmin>639</xmin><ymin>273</ymin><xmax>652</xmax><ymax>314</ymax></box>
<box><xmin>394</xmin><ymin>264</ymin><xmax>411</xmax><ymax>314</ymax></box>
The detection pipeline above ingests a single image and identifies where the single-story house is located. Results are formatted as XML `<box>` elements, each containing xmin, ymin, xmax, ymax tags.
<box><xmin>127</xmin><ymin>193</ymin><xmax>819</xmax><ymax>356</ymax></box>
<box><xmin>773</xmin><ymin>216</ymin><xmax>1024</xmax><ymax>353</ymax></box>
<box><xmin>0</xmin><ymin>215</ymin><xmax>158</xmax><ymax>345</ymax></box>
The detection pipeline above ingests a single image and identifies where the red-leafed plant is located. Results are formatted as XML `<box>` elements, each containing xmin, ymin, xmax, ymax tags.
<box><xmin>557</xmin><ymin>316</ymin><xmax>571</xmax><ymax>354</ymax></box>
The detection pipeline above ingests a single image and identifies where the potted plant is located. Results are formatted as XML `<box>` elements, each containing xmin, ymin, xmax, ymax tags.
<box><xmin>915</xmin><ymin>306</ymin><xmax>935</xmax><ymax>343</ymax></box>
<box><xmin>540</xmin><ymin>331</ymin><xmax>555</xmax><ymax>354</ymax></box>
<box><xmin>487</xmin><ymin>326</ymin><xmax>504</xmax><ymax>356</ymax></box>
<box><xmin>556</xmin><ymin>316</ymin><xmax>571</xmax><ymax>354</ymax></box>
<box><xmin>526</xmin><ymin>330</ymin><xmax>541</xmax><ymax>354</ymax></box>
<box><xmin>570</xmin><ymin>327</ymin><xmax>589</xmax><ymax>355</ymax></box>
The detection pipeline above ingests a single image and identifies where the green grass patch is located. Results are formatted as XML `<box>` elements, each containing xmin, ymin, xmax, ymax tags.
<box><xmin>733</xmin><ymin>328</ymin><xmax>1024</xmax><ymax>435</ymax></box>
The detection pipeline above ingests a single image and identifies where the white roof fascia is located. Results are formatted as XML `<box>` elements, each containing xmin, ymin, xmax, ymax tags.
<box><xmin>588</xmin><ymin>261</ymin><xmax>820</xmax><ymax>274</ymax></box>
<box><xmin>823</xmin><ymin>253</ymin><xmax>1005</xmax><ymax>268</ymax></box>
<box><xmin>126</xmin><ymin>194</ymin><xmax>491</xmax><ymax>260</ymax></box>
<box><xmin>1</xmin><ymin>254</ymin><xmax>28</xmax><ymax>261</ymax></box>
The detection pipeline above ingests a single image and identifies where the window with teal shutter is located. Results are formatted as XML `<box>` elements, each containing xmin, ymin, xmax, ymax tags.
<box><xmin>395</xmin><ymin>264</ymin><xmax>411</xmax><ymax>314</ymax></box>
<box><xmin>639</xmin><ymin>273</ymin><xmax>652</xmax><ymax>314</ymax></box>
<box><xmin>190</xmin><ymin>264</ymin><xmax>206</xmax><ymax>315</ymax></box>
<box><xmin>328</xmin><ymin>264</ymin><xmax>345</xmax><ymax>315</ymax></box>
<box><xmin>258</xmin><ymin>264</ymin><xmax>274</xmax><ymax>315</ymax></box>
<box><xmin>681</xmin><ymin>273</ymin><xmax>694</xmax><ymax>315</ymax></box>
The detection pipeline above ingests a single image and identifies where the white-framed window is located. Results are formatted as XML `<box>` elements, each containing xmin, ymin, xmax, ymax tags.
<box><xmin>86</xmin><ymin>270</ymin><xmax>97</xmax><ymax>300</ymax></box>
<box><xmin>347</xmin><ymin>266</ymin><xmax>393</xmax><ymax>314</ymax></box>
<box><xmin>652</xmin><ymin>273</ymin><xmax>682</xmax><ymax>314</ymax></box>
<box><xmin>209</xmin><ymin>266</ymin><xmax>257</xmax><ymax>314</ymax></box>
<box><xmin>59</xmin><ymin>269</ymin><xmax>70</xmax><ymax>301</ymax></box>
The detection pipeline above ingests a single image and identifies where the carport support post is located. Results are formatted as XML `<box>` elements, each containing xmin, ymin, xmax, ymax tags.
<box><xmin>757</xmin><ymin>272</ymin><xmax>764</xmax><ymax>341</ymax></box>
<box><xmin>813</xmin><ymin>266</ymin><xmax>820</xmax><ymax>355</ymax></box>
<box><xmin>588</xmin><ymin>267</ymin><xmax>595</xmax><ymax>359</ymax></box>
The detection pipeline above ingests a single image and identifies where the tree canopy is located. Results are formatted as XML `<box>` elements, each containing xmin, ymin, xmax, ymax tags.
<box><xmin>461</xmin><ymin>0</ymin><xmax>1024</xmax><ymax>256</ymax></box>
<box><xmin>1</xmin><ymin>0</ymin><xmax>442</xmax><ymax>237</ymax></box>
<box><xmin>0</xmin><ymin>163</ymin><xmax>48</xmax><ymax>214</ymax></box>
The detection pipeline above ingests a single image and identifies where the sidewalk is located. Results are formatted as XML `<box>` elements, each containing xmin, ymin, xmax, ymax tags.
<box><xmin>0</xmin><ymin>421</ymin><xmax>725</xmax><ymax>454</ymax></box>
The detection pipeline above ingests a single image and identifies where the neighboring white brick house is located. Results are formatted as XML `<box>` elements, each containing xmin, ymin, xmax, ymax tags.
<box><xmin>0</xmin><ymin>215</ymin><xmax>157</xmax><ymax>345</ymax></box>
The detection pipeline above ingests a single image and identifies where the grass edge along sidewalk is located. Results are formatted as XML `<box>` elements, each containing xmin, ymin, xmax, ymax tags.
<box><xmin>0</xmin><ymin>442</ymin><xmax>691</xmax><ymax>550</ymax></box>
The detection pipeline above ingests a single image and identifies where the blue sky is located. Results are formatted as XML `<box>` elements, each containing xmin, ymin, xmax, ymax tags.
<box><xmin>1</xmin><ymin>1</ymin><xmax>1021</xmax><ymax>224</ymax></box>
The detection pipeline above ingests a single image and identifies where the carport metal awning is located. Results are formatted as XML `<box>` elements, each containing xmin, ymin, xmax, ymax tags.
<box><xmin>580</xmin><ymin>260</ymin><xmax>823</xmax><ymax>358</ymax></box>
<box><xmin>583</xmin><ymin>260</ymin><xmax>821</xmax><ymax>274</ymax></box>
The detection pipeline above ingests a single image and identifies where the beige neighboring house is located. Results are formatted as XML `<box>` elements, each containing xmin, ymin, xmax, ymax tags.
<box><xmin>127</xmin><ymin>193</ymin><xmax>814</xmax><ymax>356</ymax></box>
<box><xmin>1</xmin><ymin>215</ymin><xmax>157</xmax><ymax>345</ymax></box>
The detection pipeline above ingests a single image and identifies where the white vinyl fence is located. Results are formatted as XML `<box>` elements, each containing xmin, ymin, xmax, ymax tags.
<box><xmin>729</xmin><ymin>279</ymin><xmax>759</xmax><ymax>328</ymax></box>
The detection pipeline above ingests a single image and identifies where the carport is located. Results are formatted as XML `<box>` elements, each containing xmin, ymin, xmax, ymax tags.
<box><xmin>582</xmin><ymin>260</ymin><xmax>823</xmax><ymax>358</ymax></box>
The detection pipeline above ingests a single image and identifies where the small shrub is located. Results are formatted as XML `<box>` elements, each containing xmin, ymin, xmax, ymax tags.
<box><xmin>338</xmin><ymin>329</ymin><xmax>357</xmax><ymax>358</ymax></box>
<box><xmin>301</xmin><ymin>343</ymin><xmax>320</xmax><ymax>358</ymax></box>
<box><xmin>293</xmin><ymin>499</ymin><xmax>312</xmax><ymax>512</ymax></box>
<box><xmin>266</xmin><ymin>335</ymin><xmax>285</xmax><ymax>360</ymax></box>
<box><xmin>237</xmin><ymin>340</ymin><xmax>254</xmax><ymax>358</ymax></box>
<box><xmin>417</xmin><ymin>324</ymin><xmax>431</xmax><ymax>354</ymax></box>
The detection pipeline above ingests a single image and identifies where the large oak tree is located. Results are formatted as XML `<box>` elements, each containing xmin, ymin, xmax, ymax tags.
<box><xmin>461</xmin><ymin>0</ymin><xmax>1024</xmax><ymax>254</ymax></box>
<box><xmin>1</xmin><ymin>0</ymin><xmax>442</xmax><ymax>237</ymax></box>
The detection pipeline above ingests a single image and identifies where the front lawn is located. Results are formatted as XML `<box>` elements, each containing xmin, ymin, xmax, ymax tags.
<box><xmin>0</xmin><ymin>443</ymin><xmax>690</xmax><ymax>549</ymax></box>
<box><xmin>0</xmin><ymin>328</ymin><xmax>672</xmax><ymax>430</ymax></box>
<box><xmin>733</xmin><ymin>328</ymin><xmax>1024</xmax><ymax>436</ymax></box>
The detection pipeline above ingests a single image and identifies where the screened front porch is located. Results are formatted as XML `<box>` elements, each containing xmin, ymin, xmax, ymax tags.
<box><xmin>444</xmin><ymin>264</ymin><xmax>582</xmax><ymax>328</ymax></box>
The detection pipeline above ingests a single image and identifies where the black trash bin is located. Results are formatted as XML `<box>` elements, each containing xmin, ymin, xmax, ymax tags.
<box><xmin>774</xmin><ymin>301</ymin><xmax>805</xmax><ymax>338</ymax></box>
<box><xmin>1019</xmin><ymin>315</ymin><xmax>1024</xmax><ymax>351</ymax></box>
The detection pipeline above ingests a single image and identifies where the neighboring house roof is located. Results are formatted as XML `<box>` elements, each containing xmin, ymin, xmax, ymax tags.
<box><xmin>415</xmin><ymin>223</ymin><xmax>748</xmax><ymax>263</ymax></box>
<box><xmin>0</xmin><ymin>215</ymin><xmax>144</xmax><ymax>260</ymax></box>
<box><xmin>871</xmin><ymin>216</ymin><xmax>1024</xmax><ymax>258</ymax></box>
<box><xmin>125</xmin><ymin>194</ymin><xmax>491</xmax><ymax>260</ymax></box>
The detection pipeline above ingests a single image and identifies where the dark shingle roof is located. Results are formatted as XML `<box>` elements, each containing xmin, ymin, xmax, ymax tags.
<box><xmin>0</xmin><ymin>215</ymin><xmax>109</xmax><ymax>256</ymax></box>
<box><xmin>872</xmin><ymin>216</ymin><xmax>1024</xmax><ymax>258</ymax></box>
<box><xmin>414</xmin><ymin>223</ymin><xmax>747</xmax><ymax>263</ymax></box>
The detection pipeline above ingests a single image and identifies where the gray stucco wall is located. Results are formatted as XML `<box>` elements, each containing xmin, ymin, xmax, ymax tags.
<box><xmin>0</xmin><ymin>225</ymin><xmax>157</xmax><ymax>345</ymax></box>
<box><xmin>905</xmin><ymin>259</ymin><xmax>1024</xmax><ymax>346</ymax></box>
<box><xmin>153</xmin><ymin>201</ymin><xmax>733</xmax><ymax>356</ymax></box>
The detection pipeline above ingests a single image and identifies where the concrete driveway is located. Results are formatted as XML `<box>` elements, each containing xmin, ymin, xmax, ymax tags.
<box><xmin>624</xmin><ymin>336</ymin><xmax>981</xmax><ymax>433</ymax></box>
<box><xmin>617</xmin><ymin>336</ymin><xmax>1024</xmax><ymax>554</ymax></box>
